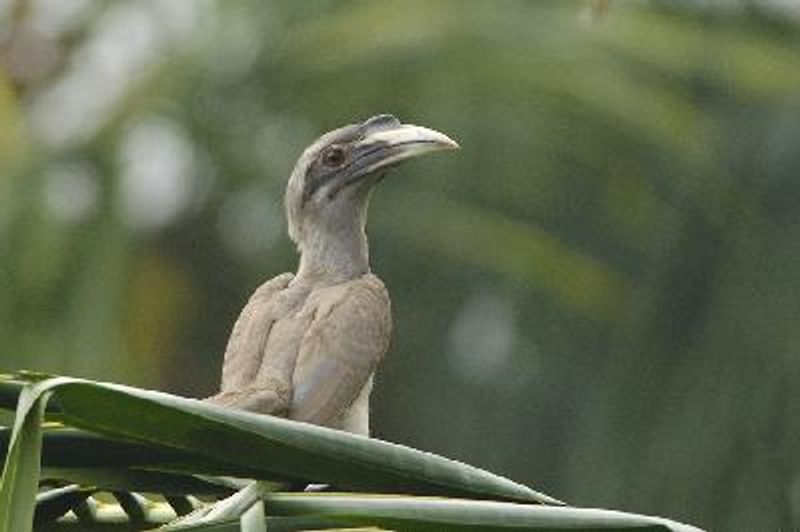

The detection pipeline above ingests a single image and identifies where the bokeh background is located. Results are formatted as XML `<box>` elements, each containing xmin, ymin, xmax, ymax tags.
<box><xmin>3</xmin><ymin>1</ymin><xmax>800</xmax><ymax>529</ymax></box>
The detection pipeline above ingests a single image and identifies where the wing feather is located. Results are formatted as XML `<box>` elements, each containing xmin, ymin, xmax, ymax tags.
<box><xmin>289</xmin><ymin>275</ymin><xmax>391</xmax><ymax>427</ymax></box>
<box><xmin>214</xmin><ymin>273</ymin><xmax>293</xmax><ymax>393</ymax></box>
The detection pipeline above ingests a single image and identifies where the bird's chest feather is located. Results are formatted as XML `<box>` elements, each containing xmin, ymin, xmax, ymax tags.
<box><xmin>258</xmin><ymin>292</ymin><xmax>315</xmax><ymax>380</ymax></box>
<box><xmin>259</xmin><ymin>284</ymin><xmax>345</xmax><ymax>380</ymax></box>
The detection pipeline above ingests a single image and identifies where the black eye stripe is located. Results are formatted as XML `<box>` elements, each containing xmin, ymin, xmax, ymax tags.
<box><xmin>302</xmin><ymin>137</ymin><xmax>417</xmax><ymax>205</ymax></box>
<box><xmin>303</xmin><ymin>163</ymin><xmax>339</xmax><ymax>204</ymax></box>
<box><xmin>302</xmin><ymin>145</ymin><xmax>353</xmax><ymax>203</ymax></box>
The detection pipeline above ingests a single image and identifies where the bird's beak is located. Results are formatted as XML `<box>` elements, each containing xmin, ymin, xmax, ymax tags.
<box><xmin>350</xmin><ymin>123</ymin><xmax>459</xmax><ymax>177</ymax></box>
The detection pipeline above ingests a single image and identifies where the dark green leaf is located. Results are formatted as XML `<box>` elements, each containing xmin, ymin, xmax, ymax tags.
<box><xmin>33</xmin><ymin>376</ymin><xmax>559</xmax><ymax>504</ymax></box>
<box><xmin>0</xmin><ymin>381</ymin><xmax>52</xmax><ymax>532</ymax></box>
<box><xmin>264</xmin><ymin>493</ymin><xmax>704</xmax><ymax>531</ymax></box>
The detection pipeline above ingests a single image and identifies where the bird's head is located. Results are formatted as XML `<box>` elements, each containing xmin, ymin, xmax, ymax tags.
<box><xmin>285</xmin><ymin>114</ymin><xmax>458</xmax><ymax>248</ymax></box>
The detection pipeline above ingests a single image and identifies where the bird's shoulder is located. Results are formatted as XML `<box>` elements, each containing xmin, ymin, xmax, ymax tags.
<box><xmin>309</xmin><ymin>273</ymin><xmax>390</xmax><ymax>323</ymax></box>
<box><xmin>224</xmin><ymin>272</ymin><xmax>295</xmax><ymax>351</ymax></box>
<box><xmin>247</xmin><ymin>272</ymin><xmax>294</xmax><ymax>303</ymax></box>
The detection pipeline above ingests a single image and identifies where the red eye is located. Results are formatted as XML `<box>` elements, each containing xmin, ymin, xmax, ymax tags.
<box><xmin>322</xmin><ymin>146</ymin><xmax>346</xmax><ymax>167</ymax></box>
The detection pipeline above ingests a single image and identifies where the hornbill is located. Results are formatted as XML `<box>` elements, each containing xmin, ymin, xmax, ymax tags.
<box><xmin>205</xmin><ymin>114</ymin><xmax>458</xmax><ymax>436</ymax></box>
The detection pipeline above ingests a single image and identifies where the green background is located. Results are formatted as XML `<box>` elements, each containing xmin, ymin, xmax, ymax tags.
<box><xmin>2</xmin><ymin>1</ymin><xmax>799</xmax><ymax>530</ymax></box>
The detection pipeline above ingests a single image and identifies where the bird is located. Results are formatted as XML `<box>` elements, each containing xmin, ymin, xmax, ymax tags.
<box><xmin>205</xmin><ymin>114</ymin><xmax>458</xmax><ymax>437</ymax></box>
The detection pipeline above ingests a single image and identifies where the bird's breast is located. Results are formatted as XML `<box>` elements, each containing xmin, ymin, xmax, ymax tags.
<box><xmin>258</xmin><ymin>299</ymin><xmax>315</xmax><ymax>383</ymax></box>
<box><xmin>339</xmin><ymin>375</ymin><xmax>373</xmax><ymax>436</ymax></box>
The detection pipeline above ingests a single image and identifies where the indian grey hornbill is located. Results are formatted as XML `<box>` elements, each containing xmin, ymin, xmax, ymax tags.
<box><xmin>205</xmin><ymin>114</ymin><xmax>458</xmax><ymax>436</ymax></box>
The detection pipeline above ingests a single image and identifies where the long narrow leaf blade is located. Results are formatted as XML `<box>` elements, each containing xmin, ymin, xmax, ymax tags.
<box><xmin>0</xmin><ymin>382</ymin><xmax>52</xmax><ymax>532</ymax></box>
<box><xmin>1</xmin><ymin>426</ymin><xmax>293</xmax><ymax>488</ymax></box>
<box><xmin>263</xmin><ymin>493</ymin><xmax>705</xmax><ymax>532</ymax></box>
<box><xmin>39</xmin><ymin>377</ymin><xmax>559</xmax><ymax>504</ymax></box>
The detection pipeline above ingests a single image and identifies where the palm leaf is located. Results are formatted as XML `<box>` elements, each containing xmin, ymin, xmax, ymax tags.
<box><xmin>262</xmin><ymin>492</ymin><xmax>704</xmax><ymax>531</ymax></box>
<box><xmin>0</xmin><ymin>374</ymin><xmax>703</xmax><ymax>531</ymax></box>
<box><xmin>0</xmin><ymin>380</ymin><xmax>52</xmax><ymax>532</ymax></box>
<box><xmin>0</xmin><ymin>375</ymin><xmax>558</xmax><ymax>512</ymax></box>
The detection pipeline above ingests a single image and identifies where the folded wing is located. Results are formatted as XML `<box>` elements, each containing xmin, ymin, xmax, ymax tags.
<box><xmin>289</xmin><ymin>275</ymin><xmax>391</xmax><ymax>428</ymax></box>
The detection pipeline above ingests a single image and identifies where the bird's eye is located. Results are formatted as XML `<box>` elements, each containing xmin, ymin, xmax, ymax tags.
<box><xmin>321</xmin><ymin>146</ymin><xmax>347</xmax><ymax>168</ymax></box>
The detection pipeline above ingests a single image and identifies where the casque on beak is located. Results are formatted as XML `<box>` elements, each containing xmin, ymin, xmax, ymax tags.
<box><xmin>348</xmin><ymin>121</ymin><xmax>460</xmax><ymax>179</ymax></box>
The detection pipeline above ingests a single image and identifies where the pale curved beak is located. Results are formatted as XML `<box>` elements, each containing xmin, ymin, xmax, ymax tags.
<box><xmin>350</xmin><ymin>123</ymin><xmax>459</xmax><ymax>177</ymax></box>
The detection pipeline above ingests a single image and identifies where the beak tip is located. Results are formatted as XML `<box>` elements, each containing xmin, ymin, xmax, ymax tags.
<box><xmin>422</xmin><ymin>127</ymin><xmax>459</xmax><ymax>152</ymax></box>
<box><xmin>434</xmin><ymin>131</ymin><xmax>460</xmax><ymax>151</ymax></box>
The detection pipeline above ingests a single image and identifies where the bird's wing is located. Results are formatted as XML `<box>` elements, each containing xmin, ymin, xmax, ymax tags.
<box><xmin>215</xmin><ymin>272</ymin><xmax>294</xmax><ymax>393</ymax></box>
<box><xmin>288</xmin><ymin>274</ymin><xmax>391</xmax><ymax>427</ymax></box>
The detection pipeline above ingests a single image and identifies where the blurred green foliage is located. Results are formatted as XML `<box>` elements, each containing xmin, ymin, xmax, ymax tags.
<box><xmin>2</xmin><ymin>1</ymin><xmax>800</xmax><ymax>530</ymax></box>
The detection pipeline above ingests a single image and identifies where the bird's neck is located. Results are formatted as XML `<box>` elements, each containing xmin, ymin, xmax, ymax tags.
<box><xmin>294</xmin><ymin>212</ymin><xmax>370</xmax><ymax>287</ymax></box>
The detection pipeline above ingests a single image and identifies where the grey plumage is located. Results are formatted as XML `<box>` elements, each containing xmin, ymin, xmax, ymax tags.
<box><xmin>206</xmin><ymin>114</ymin><xmax>457</xmax><ymax>436</ymax></box>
